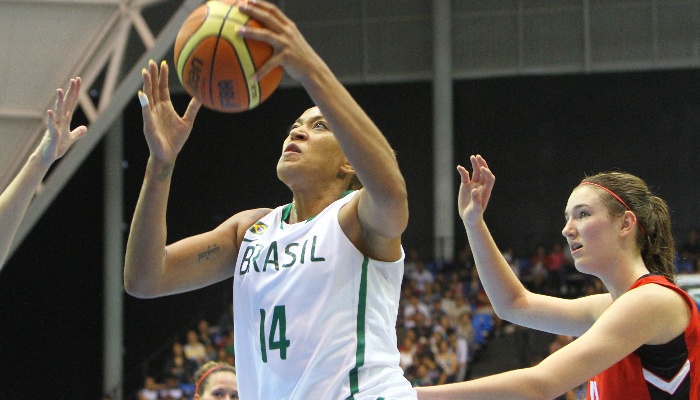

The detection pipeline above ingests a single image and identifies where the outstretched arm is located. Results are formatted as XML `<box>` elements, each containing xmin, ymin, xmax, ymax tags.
<box><xmin>459</xmin><ymin>155</ymin><xmax>609</xmax><ymax>336</ymax></box>
<box><xmin>123</xmin><ymin>60</ymin><xmax>235</xmax><ymax>298</ymax></box>
<box><xmin>416</xmin><ymin>282</ymin><xmax>690</xmax><ymax>399</ymax></box>
<box><xmin>238</xmin><ymin>1</ymin><xmax>408</xmax><ymax>260</ymax></box>
<box><xmin>0</xmin><ymin>78</ymin><xmax>87</xmax><ymax>269</ymax></box>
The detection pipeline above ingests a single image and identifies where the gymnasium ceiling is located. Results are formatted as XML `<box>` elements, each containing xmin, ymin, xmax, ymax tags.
<box><xmin>3</xmin><ymin>0</ymin><xmax>700</xmax><ymax>257</ymax></box>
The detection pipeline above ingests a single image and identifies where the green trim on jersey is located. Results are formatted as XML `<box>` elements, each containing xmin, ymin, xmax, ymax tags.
<box><xmin>346</xmin><ymin>255</ymin><xmax>369</xmax><ymax>399</ymax></box>
<box><xmin>280</xmin><ymin>190</ymin><xmax>357</xmax><ymax>229</ymax></box>
<box><xmin>280</xmin><ymin>203</ymin><xmax>293</xmax><ymax>228</ymax></box>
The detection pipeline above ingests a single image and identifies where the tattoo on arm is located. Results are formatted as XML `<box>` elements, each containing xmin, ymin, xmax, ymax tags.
<box><xmin>197</xmin><ymin>244</ymin><xmax>220</xmax><ymax>263</ymax></box>
<box><xmin>157</xmin><ymin>163</ymin><xmax>173</xmax><ymax>182</ymax></box>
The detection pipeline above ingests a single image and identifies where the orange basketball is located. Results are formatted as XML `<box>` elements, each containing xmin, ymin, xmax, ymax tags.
<box><xmin>174</xmin><ymin>0</ymin><xmax>283</xmax><ymax>113</ymax></box>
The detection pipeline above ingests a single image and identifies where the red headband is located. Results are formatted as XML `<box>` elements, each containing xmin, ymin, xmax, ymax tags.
<box><xmin>195</xmin><ymin>365</ymin><xmax>222</xmax><ymax>397</ymax></box>
<box><xmin>579</xmin><ymin>181</ymin><xmax>645</xmax><ymax>237</ymax></box>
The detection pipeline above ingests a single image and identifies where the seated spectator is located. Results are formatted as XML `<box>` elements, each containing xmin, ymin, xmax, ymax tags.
<box><xmin>446</xmin><ymin>293</ymin><xmax>471</xmax><ymax>327</ymax></box>
<box><xmin>399</xmin><ymin>334</ymin><xmax>418</xmax><ymax>371</ymax></box>
<box><xmin>448</xmin><ymin>330</ymin><xmax>469</xmax><ymax>382</ymax></box>
<box><xmin>456</xmin><ymin>311</ymin><xmax>477</xmax><ymax>356</ymax></box>
<box><xmin>440</xmin><ymin>289</ymin><xmax>456</xmax><ymax>320</ymax></box>
<box><xmin>415</xmin><ymin>353</ymin><xmax>447</xmax><ymax>386</ymax></box>
<box><xmin>676</xmin><ymin>250</ymin><xmax>696</xmax><ymax>274</ymax></box>
<box><xmin>431</xmin><ymin>299</ymin><xmax>448</xmax><ymax>327</ymax></box>
<box><xmin>403</xmin><ymin>295</ymin><xmax>431</xmax><ymax>329</ymax></box>
<box><xmin>196</xmin><ymin>319</ymin><xmax>215</xmax><ymax>348</ymax></box>
<box><xmin>410</xmin><ymin>260</ymin><xmax>434</xmax><ymax>295</ymax></box>
<box><xmin>681</xmin><ymin>228</ymin><xmax>700</xmax><ymax>266</ymax></box>
<box><xmin>432</xmin><ymin>314</ymin><xmax>452</xmax><ymax>337</ymax></box>
<box><xmin>528</xmin><ymin>244</ymin><xmax>549</xmax><ymax>283</ymax></box>
<box><xmin>216</xmin><ymin>303</ymin><xmax>234</xmax><ymax>336</ymax></box>
<box><xmin>434</xmin><ymin>339</ymin><xmax>458</xmax><ymax>383</ymax></box>
<box><xmin>183</xmin><ymin>330</ymin><xmax>208</xmax><ymax>366</ymax></box>
<box><xmin>163</xmin><ymin>342</ymin><xmax>197</xmax><ymax>385</ymax></box>
<box><xmin>137</xmin><ymin>376</ymin><xmax>162</xmax><ymax>400</ymax></box>
<box><xmin>404</xmin><ymin>247</ymin><xmax>421</xmax><ymax>278</ymax></box>
<box><xmin>502</xmin><ymin>246</ymin><xmax>520</xmax><ymax>278</ymax></box>
<box><xmin>412</xmin><ymin>311</ymin><xmax>433</xmax><ymax>344</ymax></box>
<box><xmin>159</xmin><ymin>374</ymin><xmax>184</xmax><ymax>400</ymax></box>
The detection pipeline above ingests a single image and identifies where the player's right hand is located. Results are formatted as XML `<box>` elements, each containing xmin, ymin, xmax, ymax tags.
<box><xmin>140</xmin><ymin>59</ymin><xmax>201</xmax><ymax>162</ymax></box>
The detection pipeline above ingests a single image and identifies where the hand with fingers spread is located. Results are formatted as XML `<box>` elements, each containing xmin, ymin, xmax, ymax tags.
<box><xmin>0</xmin><ymin>77</ymin><xmax>89</xmax><ymax>270</ymax></box>
<box><xmin>37</xmin><ymin>77</ymin><xmax>88</xmax><ymax>166</ymax></box>
<box><xmin>236</xmin><ymin>0</ymin><xmax>325</xmax><ymax>85</ymax></box>
<box><xmin>457</xmin><ymin>154</ymin><xmax>495</xmax><ymax>226</ymax></box>
<box><xmin>139</xmin><ymin>59</ymin><xmax>202</xmax><ymax>162</ymax></box>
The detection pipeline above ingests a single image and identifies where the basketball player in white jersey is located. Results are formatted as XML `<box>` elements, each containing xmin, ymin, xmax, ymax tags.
<box><xmin>124</xmin><ymin>1</ymin><xmax>416</xmax><ymax>398</ymax></box>
<box><xmin>0</xmin><ymin>77</ymin><xmax>87</xmax><ymax>271</ymax></box>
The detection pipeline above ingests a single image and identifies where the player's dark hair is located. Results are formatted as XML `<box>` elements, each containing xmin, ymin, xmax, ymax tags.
<box><xmin>580</xmin><ymin>172</ymin><xmax>676</xmax><ymax>283</ymax></box>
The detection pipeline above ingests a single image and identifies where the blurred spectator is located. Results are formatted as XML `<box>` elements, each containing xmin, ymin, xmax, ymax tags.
<box><xmin>446</xmin><ymin>293</ymin><xmax>472</xmax><ymax>327</ymax></box>
<box><xmin>404</xmin><ymin>295</ymin><xmax>431</xmax><ymax>329</ymax></box>
<box><xmin>680</xmin><ymin>228</ymin><xmax>700</xmax><ymax>266</ymax></box>
<box><xmin>197</xmin><ymin>319</ymin><xmax>215</xmax><ymax>348</ymax></box>
<box><xmin>137</xmin><ymin>376</ymin><xmax>162</xmax><ymax>400</ymax></box>
<box><xmin>410</xmin><ymin>260</ymin><xmax>434</xmax><ymax>295</ymax></box>
<box><xmin>418</xmin><ymin>354</ymin><xmax>447</xmax><ymax>386</ymax></box>
<box><xmin>163</xmin><ymin>341</ymin><xmax>197</xmax><ymax>385</ymax></box>
<box><xmin>502</xmin><ymin>246</ymin><xmax>520</xmax><ymax>278</ymax></box>
<box><xmin>546</xmin><ymin>242</ymin><xmax>567</xmax><ymax>291</ymax></box>
<box><xmin>432</xmin><ymin>314</ymin><xmax>452</xmax><ymax>337</ymax></box>
<box><xmin>456</xmin><ymin>311</ymin><xmax>477</xmax><ymax>356</ymax></box>
<box><xmin>434</xmin><ymin>339</ymin><xmax>458</xmax><ymax>383</ymax></box>
<box><xmin>529</xmin><ymin>244</ymin><xmax>549</xmax><ymax>283</ymax></box>
<box><xmin>448</xmin><ymin>330</ymin><xmax>469</xmax><ymax>382</ymax></box>
<box><xmin>455</xmin><ymin>242</ymin><xmax>475</xmax><ymax>275</ymax></box>
<box><xmin>216</xmin><ymin>303</ymin><xmax>234</xmax><ymax>335</ymax></box>
<box><xmin>159</xmin><ymin>374</ymin><xmax>184</xmax><ymax>400</ymax></box>
<box><xmin>399</xmin><ymin>333</ymin><xmax>419</xmax><ymax>371</ymax></box>
<box><xmin>183</xmin><ymin>330</ymin><xmax>208</xmax><ymax>366</ymax></box>
<box><xmin>404</xmin><ymin>247</ymin><xmax>421</xmax><ymax>278</ymax></box>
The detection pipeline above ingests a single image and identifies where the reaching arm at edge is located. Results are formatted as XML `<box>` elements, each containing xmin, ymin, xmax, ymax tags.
<box><xmin>0</xmin><ymin>153</ymin><xmax>51</xmax><ymax>268</ymax></box>
<box><xmin>416</xmin><ymin>283</ymin><xmax>689</xmax><ymax>400</ymax></box>
<box><xmin>467</xmin><ymin>217</ymin><xmax>611</xmax><ymax>336</ymax></box>
<box><xmin>124</xmin><ymin>155</ymin><xmax>271</xmax><ymax>298</ymax></box>
<box><xmin>0</xmin><ymin>77</ymin><xmax>87</xmax><ymax>270</ymax></box>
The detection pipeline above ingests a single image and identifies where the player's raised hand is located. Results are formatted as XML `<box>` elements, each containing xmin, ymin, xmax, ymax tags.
<box><xmin>38</xmin><ymin>77</ymin><xmax>88</xmax><ymax>166</ymax></box>
<box><xmin>457</xmin><ymin>155</ymin><xmax>495</xmax><ymax>225</ymax></box>
<box><xmin>237</xmin><ymin>0</ymin><xmax>323</xmax><ymax>84</ymax></box>
<box><xmin>139</xmin><ymin>59</ymin><xmax>201</xmax><ymax>162</ymax></box>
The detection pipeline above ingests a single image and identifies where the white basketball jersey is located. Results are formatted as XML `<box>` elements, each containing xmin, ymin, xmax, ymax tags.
<box><xmin>233</xmin><ymin>191</ymin><xmax>416</xmax><ymax>399</ymax></box>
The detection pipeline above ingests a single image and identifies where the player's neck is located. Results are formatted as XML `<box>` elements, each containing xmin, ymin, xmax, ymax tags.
<box><xmin>289</xmin><ymin>188</ymin><xmax>347</xmax><ymax>223</ymax></box>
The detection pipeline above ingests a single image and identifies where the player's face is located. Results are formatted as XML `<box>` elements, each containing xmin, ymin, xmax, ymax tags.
<box><xmin>562</xmin><ymin>186</ymin><xmax>622</xmax><ymax>275</ymax></box>
<box><xmin>277</xmin><ymin>106</ymin><xmax>347</xmax><ymax>184</ymax></box>
<box><xmin>198</xmin><ymin>372</ymin><xmax>238</xmax><ymax>400</ymax></box>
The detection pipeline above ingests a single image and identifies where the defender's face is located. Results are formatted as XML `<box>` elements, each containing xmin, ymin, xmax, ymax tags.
<box><xmin>562</xmin><ymin>186</ymin><xmax>621</xmax><ymax>275</ymax></box>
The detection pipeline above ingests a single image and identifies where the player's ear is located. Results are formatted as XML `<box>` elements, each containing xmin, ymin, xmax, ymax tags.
<box><xmin>619</xmin><ymin>210</ymin><xmax>638</xmax><ymax>236</ymax></box>
<box><xmin>340</xmin><ymin>162</ymin><xmax>354</xmax><ymax>176</ymax></box>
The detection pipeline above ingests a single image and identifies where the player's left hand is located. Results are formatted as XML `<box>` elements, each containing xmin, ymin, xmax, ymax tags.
<box><xmin>457</xmin><ymin>154</ymin><xmax>495</xmax><ymax>225</ymax></box>
<box><xmin>38</xmin><ymin>77</ymin><xmax>88</xmax><ymax>166</ymax></box>
<box><xmin>236</xmin><ymin>0</ymin><xmax>324</xmax><ymax>84</ymax></box>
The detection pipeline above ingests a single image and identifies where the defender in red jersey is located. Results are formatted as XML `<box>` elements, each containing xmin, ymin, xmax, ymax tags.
<box><xmin>417</xmin><ymin>155</ymin><xmax>698</xmax><ymax>400</ymax></box>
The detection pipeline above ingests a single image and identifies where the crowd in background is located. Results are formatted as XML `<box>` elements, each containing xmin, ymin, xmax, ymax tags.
<box><xmin>134</xmin><ymin>227</ymin><xmax>700</xmax><ymax>400</ymax></box>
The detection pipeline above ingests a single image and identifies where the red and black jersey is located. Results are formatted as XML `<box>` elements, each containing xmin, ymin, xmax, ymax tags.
<box><xmin>587</xmin><ymin>274</ymin><xmax>700</xmax><ymax>399</ymax></box>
